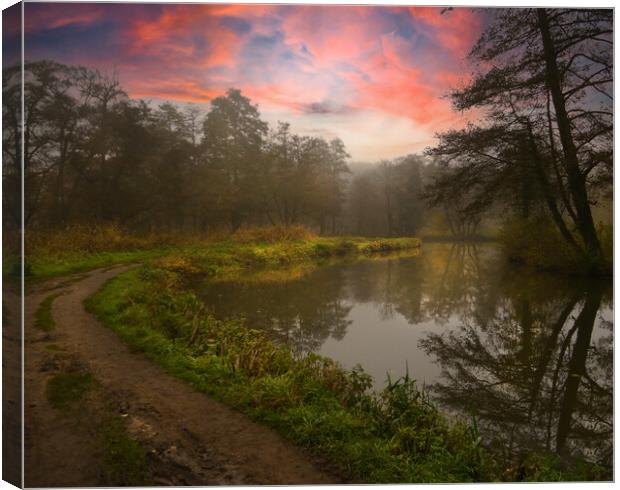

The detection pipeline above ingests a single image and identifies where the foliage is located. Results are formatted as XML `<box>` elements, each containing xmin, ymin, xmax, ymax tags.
<box><xmin>3</xmin><ymin>64</ymin><xmax>352</xmax><ymax>233</ymax></box>
<box><xmin>500</xmin><ymin>217</ymin><xmax>583</xmax><ymax>272</ymax></box>
<box><xmin>501</xmin><ymin>217</ymin><xmax>612</xmax><ymax>275</ymax></box>
<box><xmin>345</xmin><ymin>155</ymin><xmax>431</xmax><ymax>237</ymax></box>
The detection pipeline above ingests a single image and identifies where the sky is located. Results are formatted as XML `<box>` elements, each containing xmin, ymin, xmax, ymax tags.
<box><xmin>4</xmin><ymin>3</ymin><xmax>487</xmax><ymax>161</ymax></box>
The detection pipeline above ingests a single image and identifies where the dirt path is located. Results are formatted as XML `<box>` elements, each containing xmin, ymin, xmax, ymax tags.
<box><xmin>3</xmin><ymin>283</ymin><xmax>22</xmax><ymax>487</ymax></box>
<box><xmin>24</xmin><ymin>266</ymin><xmax>342</xmax><ymax>486</ymax></box>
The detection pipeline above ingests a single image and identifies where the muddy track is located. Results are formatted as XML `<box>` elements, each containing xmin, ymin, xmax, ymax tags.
<box><xmin>24</xmin><ymin>266</ymin><xmax>342</xmax><ymax>486</ymax></box>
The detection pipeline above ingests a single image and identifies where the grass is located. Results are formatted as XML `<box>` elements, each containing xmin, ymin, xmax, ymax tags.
<box><xmin>27</xmin><ymin>248</ymin><xmax>173</xmax><ymax>282</ymax></box>
<box><xmin>46</xmin><ymin>372</ymin><xmax>94</xmax><ymax>410</ymax></box>
<box><xmin>85</xmin><ymin>261</ymin><xmax>608</xmax><ymax>483</ymax></box>
<box><xmin>101</xmin><ymin>416</ymin><xmax>150</xmax><ymax>486</ymax></box>
<box><xmin>35</xmin><ymin>293</ymin><xmax>62</xmax><ymax>331</ymax></box>
<box><xmin>13</xmin><ymin>224</ymin><xmax>421</xmax><ymax>281</ymax></box>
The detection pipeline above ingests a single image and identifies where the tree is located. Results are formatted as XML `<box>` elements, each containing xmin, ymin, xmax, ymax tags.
<box><xmin>202</xmin><ymin>89</ymin><xmax>269</xmax><ymax>229</ymax></box>
<box><xmin>426</xmin><ymin>8</ymin><xmax>612</xmax><ymax>269</ymax></box>
<box><xmin>3</xmin><ymin>60</ymin><xmax>355</xmax><ymax>235</ymax></box>
<box><xmin>312</xmin><ymin>138</ymin><xmax>350</xmax><ymax>234</ymax></box>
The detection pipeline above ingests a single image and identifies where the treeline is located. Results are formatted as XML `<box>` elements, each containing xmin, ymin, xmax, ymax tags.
<box><xmin>3</xmin><ymin>61</ymin><xmax>350</xmax><ymax>233</ymax></box>
<box><xmin>2</xmin><ymin>8</ymin><xmax>613</xmax><ymax>271</ymax></box>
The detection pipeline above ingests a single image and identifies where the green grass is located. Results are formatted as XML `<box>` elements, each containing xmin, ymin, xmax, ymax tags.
<box><xmin>35</xmin><ymin>293</ymin><xmax>62</xmax><ymax>332</ymax></box>
<box><xmin>46</xmin><ymin>372</ymin><xmax>94</xmax><ymax>410</ymax></box>
<box><xmin>101</xmin><ymin>416</ymin><xmax>150</xmax><ymax>486</ymax></box>
<box><xmin>85</xmin><ymin>262</ymin><xmax>607</xmax><ymax>483</ymax></box>
<box><xmin>23</xmin><ymin>235</ymin><xmax>421</xmax><ymax>282</ymax></box>
<box><xmin>27</xmin><ymin>248</ymin><xmax>173</xmax><ymax>282</ymax></box>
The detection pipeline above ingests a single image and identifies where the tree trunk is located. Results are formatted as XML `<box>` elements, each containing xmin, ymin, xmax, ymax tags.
<box><xmin>537</xmin><ymin>8</ymin><xmax>604</xmax><ymax>269</ymax></box>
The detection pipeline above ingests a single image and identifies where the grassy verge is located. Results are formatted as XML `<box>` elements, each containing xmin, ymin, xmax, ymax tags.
<box><xmin>85</xmin><ymin>260</ymin><xmax>607</xmax><ymax>483</ymax></box>
<box><xmin>26</xmin><ymin>248</ymin><xmax>174</xmax><ymax>282</ymax></box>
<box><xmin>23</xmin><ymin>228</ymin><xmax>421</xmax><ymax>281</ymax></box>
<box><xmin>35</xmin><ymin>293</ymin><xmax>63</xmax><ymax>331</ymax></box>
<box><xmin>14</xmin><ymin>223</ymin><xmax>421</xmax><ymax>281</ymax></box>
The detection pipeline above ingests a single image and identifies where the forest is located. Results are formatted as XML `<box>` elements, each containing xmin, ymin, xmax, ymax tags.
<box><xmin>3</xmin><ymin>61</ymin><xmax>435</xmax><ymax>236</ymax></box>
<box><xmin>2</xmin><ymin>6</ymin><xmax>614</xmax><ymax>487</ymax></box>
<box><xmin>3</xmin><ymin>8</ymin><xmax>613</xmax><ymax>274</ymax></box>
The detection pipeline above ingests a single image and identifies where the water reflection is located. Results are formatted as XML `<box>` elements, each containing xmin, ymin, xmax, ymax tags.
<box><xmin>197</xmin><ymin>266</ymin><xmax>354</xmax><ymax>355</ymax></box>
<box><xmin>195</xmin><ymin>243</ymin><xmax>612</xmax><ymax>467</ymax></box>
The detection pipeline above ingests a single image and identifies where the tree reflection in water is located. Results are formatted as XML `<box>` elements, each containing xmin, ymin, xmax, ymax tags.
<box><xmin>195</xmin><ymin>243</ymin><xmax>612</xmax><ymax>468</ymax></box>
<box><xmin>196</xmin><ymin>266</ymin><xmax>353</xmax><ymax>356</ymax></box>
<box><xmin>419</xmin><ymin>244</ymin><xmax>612</xmax><ymax>470</ymax></box>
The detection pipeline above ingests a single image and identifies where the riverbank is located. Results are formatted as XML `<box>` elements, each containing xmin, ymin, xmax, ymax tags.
<box><xmin>12</xmin><ymin>224</ymin><xmax>421</xmax><ymax>281</ymax></box>
<box><xmin>87</xmin><ymin>264</ymin><xmax>491</xmax><ymax>483</ymax></box>
<box><xmin>84</xmin><ymin>240</ymin><xmax>609</xmax><ymax>483</ymax></box>
<box><xmin>500</xmin><ymin>219</ymin><xmax>612</xmax><ymax>276</ymax></box>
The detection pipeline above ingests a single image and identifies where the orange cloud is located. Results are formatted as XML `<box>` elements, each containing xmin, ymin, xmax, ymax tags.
<box><xmin>128</xmin><ymin>78</ymin><xmax>222</xmax><ymax>103</ymax></box>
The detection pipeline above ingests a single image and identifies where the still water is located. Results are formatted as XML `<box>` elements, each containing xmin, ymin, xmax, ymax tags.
<box><xmin>196</xmin><ymin>243</ymin><xmax>613</xmax><ymax>467</ymax></box>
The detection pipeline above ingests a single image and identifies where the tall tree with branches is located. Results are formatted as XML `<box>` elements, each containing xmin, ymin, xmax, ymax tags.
<box><xmin>427</xmin><ymin>8</ymin><xmax>612</xmax><ymax>270</ymax></box>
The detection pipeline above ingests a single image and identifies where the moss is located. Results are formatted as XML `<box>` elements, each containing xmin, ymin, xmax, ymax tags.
<box><xmin>46</xmin><ymin>372</ymin><xmax>94</xmax><ymax>410</ymax></box>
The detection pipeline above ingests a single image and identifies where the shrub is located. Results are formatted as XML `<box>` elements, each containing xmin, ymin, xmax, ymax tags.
<box><xmin>500</xmin><ymin>217</ymin><xmax>584</xmax><ymax>273</ymax></box>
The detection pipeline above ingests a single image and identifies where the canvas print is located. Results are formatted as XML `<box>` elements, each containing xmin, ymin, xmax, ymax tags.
<box><xmin>2</xmin><ymin>2</ymin><xmax>613</xmax><ymax>486</ymax></box>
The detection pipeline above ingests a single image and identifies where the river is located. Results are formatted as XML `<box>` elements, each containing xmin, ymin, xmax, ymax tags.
<box><xmin>194</xmin><ymin>242</ymin><xmax>613</xmax><ymax>469</ymax></box>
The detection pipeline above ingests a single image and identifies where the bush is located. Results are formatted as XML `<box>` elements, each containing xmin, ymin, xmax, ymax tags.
<box><xmin>501</xmin><ymin>217</ymin><xmax>586</xmax><ymax>273</ymax></box>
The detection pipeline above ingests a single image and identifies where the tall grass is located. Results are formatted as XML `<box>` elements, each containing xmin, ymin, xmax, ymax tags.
<box><xmin>26</xmin><ymin>223</ymin><xmax>194</xmax><ymax>256</ymax></box>
<box><xmin>232</xmin><ymin>224</ymin><xmax>317</xmax><ymax>243</ymax></box>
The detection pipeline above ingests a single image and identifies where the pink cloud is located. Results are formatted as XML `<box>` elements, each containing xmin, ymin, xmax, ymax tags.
<box><xmin>407</xmin><ymin>7</ymin><xmax>481</xmax><ymax>57</ymax></box>
<box><xmin>22</xmin><ymin>4</ymin><xmax>484</xmax><ymax>149</ymax></box>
